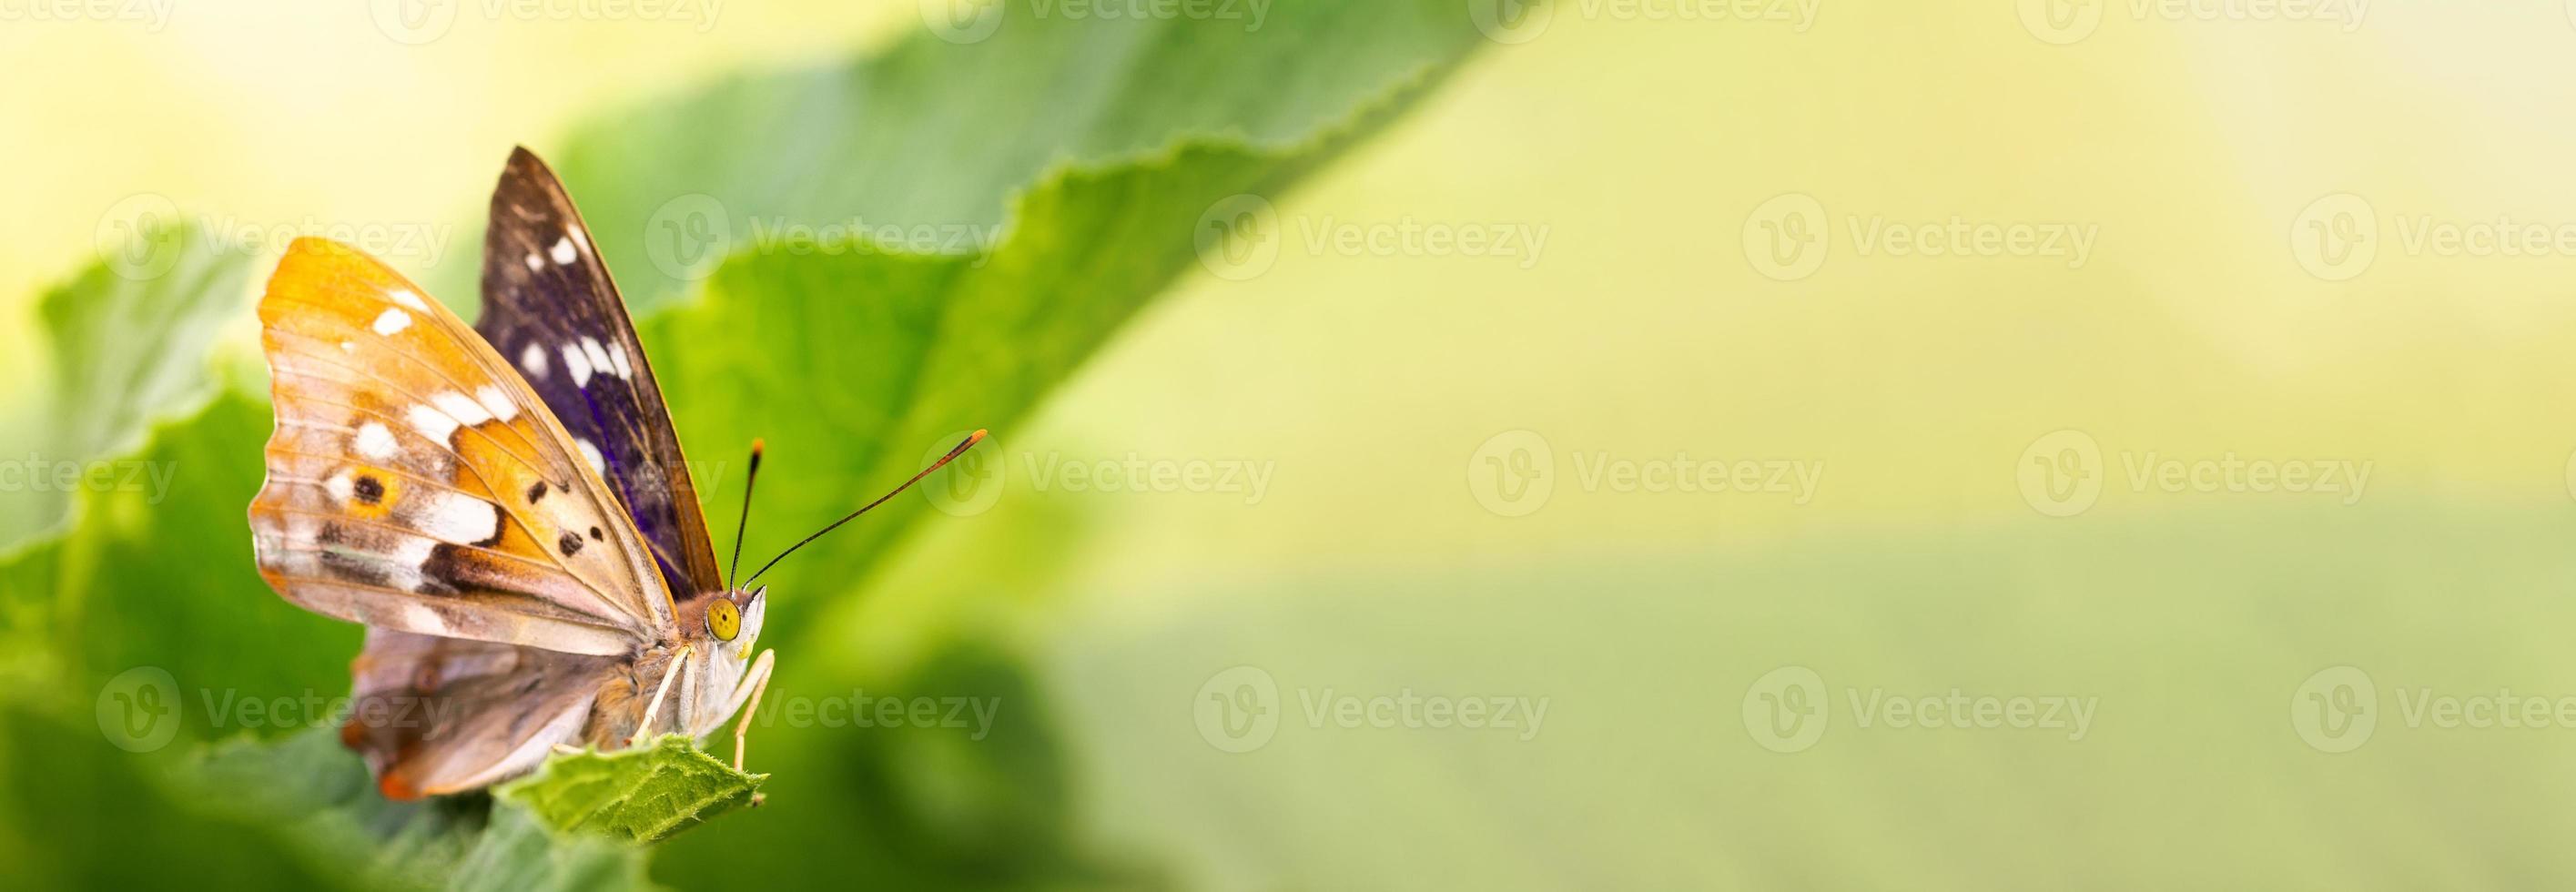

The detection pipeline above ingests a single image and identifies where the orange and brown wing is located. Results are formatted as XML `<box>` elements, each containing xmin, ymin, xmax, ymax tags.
<box><xmin>248</xmin><ymin>238</ymin><xmax>673</xmax><ymax>655</ymax></box>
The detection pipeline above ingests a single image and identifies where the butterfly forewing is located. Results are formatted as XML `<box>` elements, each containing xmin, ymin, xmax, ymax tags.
<box><xmin>249</xmin><ymin>238</ymin><xmax>673</xmax><ymax>656</ymax></box>
<box><xmin>476</xmin><ymin>147</ymin><xmax>725</xmax><ymax>599</ymax></box>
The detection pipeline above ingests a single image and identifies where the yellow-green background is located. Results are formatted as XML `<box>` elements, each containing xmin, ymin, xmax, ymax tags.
<box><xmin>12</xmin><ymin>1</ymin><xmax>2576</xmax><ymax>887</ymax></box>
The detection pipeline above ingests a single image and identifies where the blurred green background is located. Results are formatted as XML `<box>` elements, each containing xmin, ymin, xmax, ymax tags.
<box><xmin>13</xmin><ymin>0</ymin><xmax>2576</xmax><ymax>888</ymax></box>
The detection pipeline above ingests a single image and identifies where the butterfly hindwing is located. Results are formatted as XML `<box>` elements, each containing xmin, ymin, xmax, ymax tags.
<box><xmin>475</xmin><ymin>147</ymin><xmax>725</xmax><ymax>600</ymax></box>
<box><xmin>341</xmin><ymin>629</ymin><xmax>619</xmax><ymax>799</ymax></box>
<box><xmin>249</xmin><ymin>238</ymin><xmax>674</xmax><ymax>656</ymax></box>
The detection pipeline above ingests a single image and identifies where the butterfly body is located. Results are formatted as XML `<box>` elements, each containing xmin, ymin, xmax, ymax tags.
<box><xmin>248</xmin><ymin>149</ymin><xmax>778</xmax><ymax>799</ymax></box>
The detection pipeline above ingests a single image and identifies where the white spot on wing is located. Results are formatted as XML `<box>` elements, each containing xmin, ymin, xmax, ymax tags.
<box><xmin>431</xmin><ymin>391</ymin><xmax>492</xmax><ymax>428</ymax></box>
<box><xmin>474</xmin><ymin>385</ymin><xmax>518</xmax><ymax>421</ymax></box>
<box><xmin>607</xmin><ymin>344</ymin><xmax>632</xmax><ymax>380</ymax></box>
<box><xmin>580</xmin><ymin>338</ymin><xmax>614</xmax><ymax>381</ymax></box>
<box><xmin>576</xmin><ymin>440</ymin><xmax>605</xmax><ymax>475</ymax></box>
<box><xmin>354</xmin><ymin>421</ymin><xmax>399</xmax><ymax>460</ymax></box>
<box><xmin>524</xmin><ymin>251</ymin><xmax>544</xmax><ymax>272</ymax></box>
<box><xmin>413</xmin><ymin>491</ymin><xmax>500</xmax><ymax>545</ymax></box>
<box><xmin>550</xmin><ymin>236</ymin><xmax>577</xmax><ymax>265</ymax></box>
<box><xmin>390</xmin><ymin>289</ymin><xmax>429</xmax><ymax>310</ymax></box>
<box><xmin>521</xmin><ymin>343</ymin><xmax>550</xmax><ymax>380</ymax></box>
<box><xmin>562</xmin><ymin>343</ymin><xmax>593</xmax><ymax>387</ymax></box>
<box><xmin>371</xmin><ymin>309</ymin><xmax>411</xmax><ymax>336</ymax></box>
<box><xmin>324</xmin><ymin>470</ymin><xmax>355</xmax><ymax>503</ymax></box>
<box><xmin>407</xmin><ymin>403</ymin><xmax>461</xmax><ymax>443</ymax></box>
<box><xmin>372</xmin><ymin>535</ymin><xmax>440</xmax><ymax>593</ymax></box>
<box><xmin>568</xmin><ymin>225</ymin><xmax>590</xmax><ymax>251</ymax></box>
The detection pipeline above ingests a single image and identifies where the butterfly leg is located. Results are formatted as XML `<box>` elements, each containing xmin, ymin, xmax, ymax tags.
<box><xmin>727</xmin><ymin>649</ymin><xmax>776</xmax><ymax>773</ymax></box>
<box><xmin>629</xmin><ymin>644</ymin><xmax>693</xmax><ymax>747</ymax></box>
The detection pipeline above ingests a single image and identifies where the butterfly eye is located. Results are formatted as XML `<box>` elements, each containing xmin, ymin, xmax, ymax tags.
<box><xmin>706</xmin><ymin>598</ymin><xmax>740</xmax><ymax>642</ymax></box>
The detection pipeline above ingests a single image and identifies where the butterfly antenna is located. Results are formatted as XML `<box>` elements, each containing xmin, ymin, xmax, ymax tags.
<box><xmin>725</xmin><ymin>439</ymin><xmax>764</xmax><ymax>590</ymax></box>
<box><xmin>740</xmin><ymin>430</ymin><xmax>987</xmax><ymax>588</ymax></box>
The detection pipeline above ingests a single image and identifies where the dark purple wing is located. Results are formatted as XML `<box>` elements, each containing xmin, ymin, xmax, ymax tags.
<box><xmin>475</xmin><ymin>147</ymin><xmax>722</xmax><ymax>600</ymax></box>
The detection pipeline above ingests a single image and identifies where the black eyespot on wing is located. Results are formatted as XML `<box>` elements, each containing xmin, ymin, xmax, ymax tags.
<box><xmin>557</xmin><ymin>531</ymin><xmax>583</xmax><ymax>557</ymax></box>
<box><xmin>588</xmin><ymin>526</ymin><xmax>603</xmax><ymax>542</ymax></box>
<box><xmin>354</xmin><ymin>475</ymin><xmax>386</xmax><ymax>505</ymax></box>
<box><xmin>526</xmin><ymin>480</ymin><xmax>548</xmax><ymax>503</ymax></box>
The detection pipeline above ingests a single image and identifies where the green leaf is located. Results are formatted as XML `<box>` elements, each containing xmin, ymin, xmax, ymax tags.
<box><xmin>0</xmin><ymin>389</ymin><xmax>353</xmax><ymax>725</ymax></box>
<box><xmin>177</xmin><ymin>726</ymin><xmax>654</xmax><ymax>892</ymax></box>
<box><xmin>532</xmin><ymin>0</ymin><xmax>1488</xmax><ymax>313</ymax></box>
<box><xmin>499</xmin><ymin>735</ymin><xmax>766</xmax><ymax>844</ymax></box>
<box><xmin>1</xmin><ymin>220</ymin><xmax>248</xmax><ymax>552</ymax></box>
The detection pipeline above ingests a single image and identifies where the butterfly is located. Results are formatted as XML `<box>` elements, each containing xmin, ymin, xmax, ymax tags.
<box><xmin>246</xmin><ymin>147</ymin><xmax>983</xmax><ymax>799</ymax></box>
